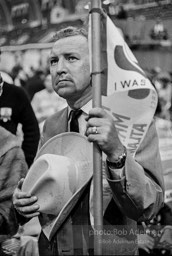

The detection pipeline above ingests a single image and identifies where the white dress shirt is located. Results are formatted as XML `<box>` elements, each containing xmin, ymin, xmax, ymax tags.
<box><xmin>68</xmin><ymin>101</ymin><xmax>125</xmax><ymax>226</ymax></box>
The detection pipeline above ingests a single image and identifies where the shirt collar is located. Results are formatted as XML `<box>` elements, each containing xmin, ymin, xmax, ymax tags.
<box><xmin>68</xmin><ymin>100</ymin><xmax>92</xmax><ymax>118</ymax></box>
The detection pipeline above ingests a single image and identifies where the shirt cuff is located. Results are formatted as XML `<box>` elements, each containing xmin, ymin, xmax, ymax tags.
<box><xmin>106</xmin><ymin>161</ymin><xmax>125</xmax><ymax>180</ymax></box>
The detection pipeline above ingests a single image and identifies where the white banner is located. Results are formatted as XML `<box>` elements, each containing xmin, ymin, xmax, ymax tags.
<box><xmin>89</xmin><ymin>12</ymin><xmax>157</xmax><ymax>156</ymax></box>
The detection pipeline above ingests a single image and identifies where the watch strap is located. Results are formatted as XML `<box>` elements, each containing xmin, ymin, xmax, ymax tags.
<box><xmin>106</xmin><ymin>146</ymin><xmax>127</xmax><ymax>169</ymax></box>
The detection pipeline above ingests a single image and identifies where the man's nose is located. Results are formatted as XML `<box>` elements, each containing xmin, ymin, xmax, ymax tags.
<box><xmin>56</xmin><ymin>58</ymin><xmax>67</xmax><ymax>75</ymax></box>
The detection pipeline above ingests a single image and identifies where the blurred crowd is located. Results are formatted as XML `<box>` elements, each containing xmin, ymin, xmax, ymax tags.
<box><xmin>0</xmin><ymin>61</ymin><xmax>172</xmax><ymax>255</ymax></box>
<box><xmin>1</xmin><ymin>64</ymin><xmax>67</xmax><ymax>131</ymax></box>
<box><xmin>137</xmin><ymin>67</ymin><xmax>172</xmax><ymax>256</ymax></box>
<box><xmin>0</xmin><ymin>63</ymin><xmax>67</xmax><ymax>255</ymax></box>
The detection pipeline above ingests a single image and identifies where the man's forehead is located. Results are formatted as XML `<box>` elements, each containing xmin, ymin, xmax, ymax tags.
<box><xmin>51</xmin><ymin>35</ymin><xmax>88</xmax><ymax>56</ymax></box>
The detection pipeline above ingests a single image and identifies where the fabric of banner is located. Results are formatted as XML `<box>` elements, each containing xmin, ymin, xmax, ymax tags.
<box><xmin>88</xmin><ymin>10</ymin><xmax>158</xmax><ymax>156</ymax></box>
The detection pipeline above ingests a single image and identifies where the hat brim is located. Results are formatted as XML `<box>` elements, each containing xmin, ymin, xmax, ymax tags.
<box><xmin>34</xmin><ymin>132</ymin><xmax>93</xmax><ymax>240</ymax></box>
<box><xmin>36</xmin><ymin>132</ymin><xmax>92</xmax><ymax>163</ymax></box>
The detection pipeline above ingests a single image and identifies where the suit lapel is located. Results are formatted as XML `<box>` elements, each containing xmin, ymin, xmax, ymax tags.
<box><xmin>41</xmin><ymin>107</ymin><xmax>68</xmax><ymax>146</ymax></box>
<box><xmin>54</xmin><ymin>107</ymin><xmax>68</xmax><ymax>135</ymax></box>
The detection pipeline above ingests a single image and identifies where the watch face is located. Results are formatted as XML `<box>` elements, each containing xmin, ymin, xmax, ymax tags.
<box><xmin>107</xmin><ymin>157</ymin><xmax>126</xmax><ymax>169</ymax></box>
<box><xmin>107</xmin><ymin>148</ymin><xmax>127</xmax><ymax>169</ymax></box>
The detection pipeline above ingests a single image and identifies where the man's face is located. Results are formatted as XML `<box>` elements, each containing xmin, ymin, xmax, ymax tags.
<box><xmin>49</xmin><ymin>35</ymin><xmax>91</xmax><ymax>102</ymax></box>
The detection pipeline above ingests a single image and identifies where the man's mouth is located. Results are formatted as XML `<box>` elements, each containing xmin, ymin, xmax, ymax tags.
<box><xmin>59</xmin><ymin>79</ymin><xmax>68</xmax><ymax>82</ymax></box>
<box><xmin>57</xmin><ymin>79</ymin><xmax>71</xmax><ymax>85</ymax></box>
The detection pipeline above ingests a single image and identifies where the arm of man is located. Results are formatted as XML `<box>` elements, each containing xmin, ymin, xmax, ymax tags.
<box><xmin>86</xmin><ymin>107</ymin><xmax>164</xmax><ymax>222</ymax></box>
<box><xmin>138</xmin><ymin>233</ymin><xmax>155</xmax><ymax>253</ymax></box>
<box><xmin>18</xmin><ymin>88</ymin><xmax>40</xmax><ymax>167</ymax></box>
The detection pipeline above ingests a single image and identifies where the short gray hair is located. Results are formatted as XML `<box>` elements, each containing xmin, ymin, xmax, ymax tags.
<box><xmin>53</xmin><ymin>26</ymin><xmax>88</xmax><ymax>41</ymax></box>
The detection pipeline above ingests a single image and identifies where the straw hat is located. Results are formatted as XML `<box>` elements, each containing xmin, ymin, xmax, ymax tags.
<box><xmin>22</xmin><ymin>132</ymin><xmax>93</xmax><ymax>240</ymax></box>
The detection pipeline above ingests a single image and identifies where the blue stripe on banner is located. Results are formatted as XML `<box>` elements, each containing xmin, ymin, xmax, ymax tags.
<box><xmin>128</xmin><ymin>88</ymin><xmax>150</xmax><ymax>100</ymax></box>
<box><xmin>114</xmin><ymin>45</ymin><xmax>146</xmax><ymax>78</ymax></box>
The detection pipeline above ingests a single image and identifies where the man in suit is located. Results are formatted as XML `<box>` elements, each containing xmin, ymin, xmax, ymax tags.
<box><xmin>0</xmin><ymin>51</ymin><xmax>40</xmax><ymax>168</ymax></box>
<box><xmin>0</xmin><ymin>77</ymin><xmax>40</xmax><ymax>167</ymax></box>
<box><xmin>13</xmin><ymin>27</ymin><xmax>164</xmax><ymax>255</ymax></box>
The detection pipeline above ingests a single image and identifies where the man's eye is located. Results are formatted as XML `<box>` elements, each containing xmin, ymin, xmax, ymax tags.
<box><xmin>50</xmin><ymin>59</ymin><xmax>58</xmax><ymax>66</ymax></box>
<box><xmin>68</xmin><ymin>56</ymin><xmax>77</xmax><ymax>62</ymax></box>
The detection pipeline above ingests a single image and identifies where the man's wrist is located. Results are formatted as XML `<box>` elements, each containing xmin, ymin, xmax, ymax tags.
<box><xmin>106</xmin><ymin>146</ymin><xmax>127</xmax><ymax>169</ymax></box>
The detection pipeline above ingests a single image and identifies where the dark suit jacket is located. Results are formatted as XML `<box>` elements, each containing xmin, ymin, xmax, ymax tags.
<box><xmin>39</xmin><ymin>107</ymin><xmax>164</xmax><ymax>255</ymax></box>
<box><xmin>0</xmin><ymin>82</ymin><xmax>40</xmax><ymax>167</ymax></box>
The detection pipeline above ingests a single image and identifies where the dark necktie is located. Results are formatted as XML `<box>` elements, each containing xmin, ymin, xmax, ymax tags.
<box><xmin>70</xmin><ymin>109</ymin><xmax>82</xmax><ymax>133</ymax></box>
<box><xmin>70</xmin><ymin>109</ymin><xmax>84</xmax><ymax>254</ymax></box>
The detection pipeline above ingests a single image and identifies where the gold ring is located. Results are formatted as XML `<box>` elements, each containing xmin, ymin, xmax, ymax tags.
<box><xmin>92</xmin><ymin>126</ymin><xmax>98</xmax><ymax>134</ymax></box>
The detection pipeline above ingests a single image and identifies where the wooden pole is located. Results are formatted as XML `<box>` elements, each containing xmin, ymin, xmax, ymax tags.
<box><xmin>90</xmin><ymin>0</ymin><xmax>103</xmax><ymax>255</ymax></box>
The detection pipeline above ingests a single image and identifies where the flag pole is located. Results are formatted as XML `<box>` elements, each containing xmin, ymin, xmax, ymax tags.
<box><xmin>90</xmin><ymin>0</ymin><xmax>103</xmax><ymax>254</ymax></box>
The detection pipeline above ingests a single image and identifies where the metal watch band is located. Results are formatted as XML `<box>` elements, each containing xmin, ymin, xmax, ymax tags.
<box><xmin>106</xmin><ymin>146</ymin><xmax>127</xmax><ymax>169</ymax></box>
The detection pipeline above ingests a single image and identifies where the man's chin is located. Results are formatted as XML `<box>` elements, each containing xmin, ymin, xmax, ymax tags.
<box><xmin>56</xmin><ymin>89</ymin><xmax>72</xmax><ymax>100</ymax></box>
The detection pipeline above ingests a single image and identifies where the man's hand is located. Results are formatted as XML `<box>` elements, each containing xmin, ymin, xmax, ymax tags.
<box><xmin>85</xmin><ymin>107</ymin><xmax>124</xmax><ymax>161</ymax></box>
<box><xmin>12</xmin><ymin>179</ymin><xmax>40</xmax><ymax>219</ymax></box>
<box><xmin>138</xmin><ymin>234</ymin><xmax>155</xmax><ymax>253</ymax></box>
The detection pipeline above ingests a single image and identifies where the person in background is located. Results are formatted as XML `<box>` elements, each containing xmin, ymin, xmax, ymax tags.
<box><xmin>138</xmin><ymin>170</ymin><xmax>172</xmax><ymax>256</ymax></box>
<box><xmin>10</xmin><ymin>65</ymin><xmax>29</xmax><ymax>88</ymax></box>
<box><xmin>0</xmin><ymin>70</ymin><xmax>13</xmax><ymax>84</ymax></box>
<box><xmin>24</xmin><ymin>69</ymin><xmax>45</xmax><ymax>101</ymax></box>
<box><xmin>31</xmin><ymin>73</ymin><xmax>67</xmax><ymax>131</ymax></box>
<box><xmin>150</xmin><ymin>18</ymin><xmax>168</xmax><ymax>40</ymax></box>
<box><xmin>13</xmin><ymin>26</ymin><xmax>164</xmax><ymax>256</ymax></box>
<box><xmin>116</xmin><ymin>5</ymin><xmax>128</xmax><ymax>19</ymax></box>
<box><xmin>153</xmin><ymin>71</ymin><xmax>172</xmax><ymax>122</ymax></box>
<box><xmin>0</xmin><ymin>124</ymin><xmax>28</xmax><ymax>255</ymax></box>
<box><xmin>0</xmin><ymin>68</ymin><xmax>40</xmax><ymax>167</ymax></box>
<box><xmin>138</xmin><ymin>70</ymin><xmax>172</xmax><ymax>256</ymax></box>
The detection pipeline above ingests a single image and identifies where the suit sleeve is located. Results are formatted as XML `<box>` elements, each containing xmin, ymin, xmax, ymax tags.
<box><xmin>19</xmin><ymin>89</ymin><xmax>40</xmax><ymax>167</ymax></box>
<box><xmin>106</xmin><ymin>119</ymin><xmax>164</xmax><ymax>222</ymax></box>
<box><xmin>0</xmin><ymin>146</ymin><xmax>28</xmax><ymax>235</ymax></box>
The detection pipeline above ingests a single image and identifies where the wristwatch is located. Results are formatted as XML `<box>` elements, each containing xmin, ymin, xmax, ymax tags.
<box><xmin>106</xmin><ymin>146</ymin><xmax>127</xmax><ymax>169</ymax></box>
